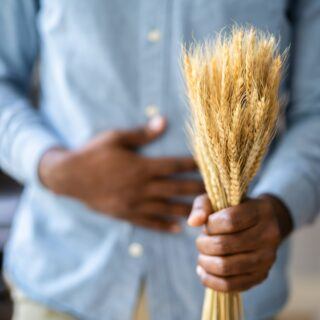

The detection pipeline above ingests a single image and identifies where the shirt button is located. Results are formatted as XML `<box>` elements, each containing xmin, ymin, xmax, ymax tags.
<box><xmin>147</xmin><ymin>29</ymin><xmax>161</xmax><ymax>42</ymax></box>
<box><xmin>128</xmin><ymin>242</ymin><xmax>144</xmax><ymax>258</ymax></box>
<box><xmin>145</xmin><ymin>104</ymin><xmax>159</xmax><ymax>118</ymax></box>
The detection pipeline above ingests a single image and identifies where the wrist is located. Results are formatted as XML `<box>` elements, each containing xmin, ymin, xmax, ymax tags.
<box><xmin>259</xmin><ymin>194</ymin><xmax>293</xmax><ymax>240</ymax></box>
<box><xmin>38</xmin><ymin>146</ymin><xmax>73</xmax><ymax>194</ymax></box>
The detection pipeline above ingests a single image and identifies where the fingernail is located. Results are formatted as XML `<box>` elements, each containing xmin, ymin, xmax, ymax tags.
<box><xmin>188</xmin><ymin>209</ymin><xmax>205</xmax><ymax>226</ymax></box>
<box><xmin>196</xmin><ymin>265</ymin><xmax>204</xmax><ymax>277</ymax></box>
<box><xmin>148</xmin><ymin>115</ymin><xmax>166</xmax><ymax>131</ymax></box>
<box><xmin>187</xmin><ymin>214</ymin><xmax>195</xmax><ymax>226</ymax></box>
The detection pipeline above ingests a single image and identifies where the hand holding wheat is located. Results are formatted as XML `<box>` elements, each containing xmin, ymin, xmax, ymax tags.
<box><xmin>182</xmin><ymin>27</ymin><xmax>287</xmax><ymax>319</ymax></box>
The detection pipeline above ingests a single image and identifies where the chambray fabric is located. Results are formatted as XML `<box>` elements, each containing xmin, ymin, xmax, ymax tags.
<box><xmin>1</xmin><ymin>0</ymin><xmax>320</xmax><ymax>319</ymax></box>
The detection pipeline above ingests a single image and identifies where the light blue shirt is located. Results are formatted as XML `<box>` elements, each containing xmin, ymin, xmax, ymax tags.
<box><xmin>1</xmin><ymin>1</ymin><xmax>320</xmax><ymax>319</ymax></box>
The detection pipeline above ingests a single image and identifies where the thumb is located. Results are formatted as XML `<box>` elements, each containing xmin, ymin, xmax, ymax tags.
<box><xmin>188</xmin><ymin>194</ymin><xmax>212</xmax><ymax>227</ymax></box>
<box><xmin>117</xmin><ymin>115</ymin><xmax>167</xmax><ymax>148</ymax></box>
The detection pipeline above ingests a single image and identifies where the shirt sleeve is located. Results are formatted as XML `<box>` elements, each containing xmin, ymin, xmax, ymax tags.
<box><xmin>0</xmin><ymin>0</ymin><xmax>61</xmax><ymax>185</ymax></box>
<box><xmin>251</xmin><ymin>0</ymin><xmax>320</xmax><ymax>229</ymax></box>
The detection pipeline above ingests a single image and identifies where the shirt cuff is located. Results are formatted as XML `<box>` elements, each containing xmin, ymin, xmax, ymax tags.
<box><xmin>21</xmin><ymin>130</ymin><xmax>62</xmax><ymax>187</ymax></box>
<box><xmin>0</xmin><ymin>100</ymin><xmax>62</xmax><ymax>187</ymax></box>
<box><xmin>0</xmin><ymin>127</ymin><xmax>61</xmax><ymax>188</ymax></box>
<box><xmin>250</xmin><ymin>167</ymin><xmax>319</xmax><ymax>230</ymax></box>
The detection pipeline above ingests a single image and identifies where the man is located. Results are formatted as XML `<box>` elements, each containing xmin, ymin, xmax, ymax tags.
<box><xmin>0</xmin><ymin>1</ymin><xmax>320</xmax><ymax>319</ymax></box>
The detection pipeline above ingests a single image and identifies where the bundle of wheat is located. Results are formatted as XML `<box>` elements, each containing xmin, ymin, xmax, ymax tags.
<box><xmin>182</xmin><ymin>27</ymin><xmax>285</xmax><ymax>320</ymax></box>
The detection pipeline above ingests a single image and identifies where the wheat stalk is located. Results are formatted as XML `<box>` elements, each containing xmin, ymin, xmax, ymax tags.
<box><xmin>182</xmin><ymin>26</ymin><xmax>285</xmax><ymax>320</ymax></box>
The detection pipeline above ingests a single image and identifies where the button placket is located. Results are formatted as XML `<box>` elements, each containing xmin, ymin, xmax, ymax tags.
<box><xmin>139</xmin><ymin>2</ymin><xmax>166</xmax><ymax>121</ymax></box>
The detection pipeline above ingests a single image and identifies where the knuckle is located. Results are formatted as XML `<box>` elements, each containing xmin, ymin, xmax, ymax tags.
<box><xmin>198</xmin><ymin>193</ymin><xmax>208</xmax><ymax>201</ymax></box>
<box><xmin>210</xmin><ymin>242</ymin><xmax>220</xmax><ymax>255</ymax></box>
<box><xmin>214</xmin><ymin>236</ymin><xmax>228</xmax><ymax>254</ymax></box>
<box><xmin>198</xmin><ymin>237</ymin><xmax>214</xmax><ymax>254</ymax></box>
<box><xmin>195</xmin><ymin>237</ymin><xmax>203</xmax><ymax>251</ymax></box>
<box><xmin>216</xmin><ymin>258</ymin><xmax>230</xmax><ymax>276</ymax></box>
<box><xmin>220</xmin><ymin>279</ymin><xmax>233</xmax><ymax>292</ymax></box>
<box><xmin>200</xmin><ymin>274</ymin><xmax>209</xmax><ymax>287</ymax></box>
<box><xmin>194</xmin><ymin>194</ymin><xmax>207</xmax><ymax>208</ymax></box>
<box><xmin>201</xmin><ymin>275</ymin><xmax>216</xmax><ymax>290</ymax></box>
<box><xmin>222</xmin><ymin>210</ymin><xmax>237</xmax><ymax>232</ymax></box>
<box><xmin>103</xmin><ymin>130</ymin><xmax>119</xmax><ymax>143</ymax></box>
<box><xmin>207</xmin><ymin>214</ymin><xmax>215</xmax><ymax>226</ymax></box>
<box><xmin>206</xmin><ymin>217</ymin><xmax>217</xmax><ymax>234</ymax></box>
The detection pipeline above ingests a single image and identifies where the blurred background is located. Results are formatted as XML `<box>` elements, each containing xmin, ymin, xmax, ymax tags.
<box><xmin>279</xmin><ymin>220</ymin><xmax>320</xmax><ymax>320</ymax></box>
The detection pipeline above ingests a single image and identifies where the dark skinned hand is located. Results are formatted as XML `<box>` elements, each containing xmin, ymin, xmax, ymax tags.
<box><xmin>39</xmin><ymin>116</ymin><xmax>204</xmax><ymax>232</ymax></box>
<box><xmin>188</xmin><ymin>194</ymin><xmax>293</xmax><ymax>292</ymax></box>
